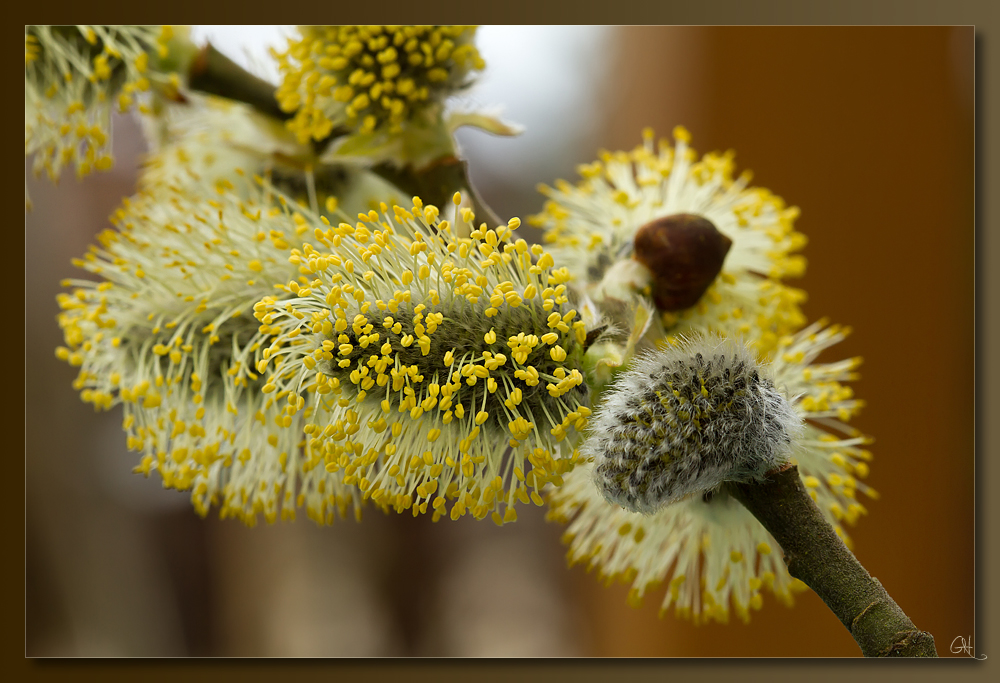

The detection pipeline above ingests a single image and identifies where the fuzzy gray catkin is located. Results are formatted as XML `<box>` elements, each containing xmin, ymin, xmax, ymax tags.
<box><xmin>585</xmin><ymin>336</ymin><xmax>803</xmax><ymax>514</ymax></box>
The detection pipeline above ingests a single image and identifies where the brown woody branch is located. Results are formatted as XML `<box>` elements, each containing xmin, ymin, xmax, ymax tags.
<box><xmin>725</xmin><ymin>465</ymin><xmax>937</xmax><ymax>657</ymax></box>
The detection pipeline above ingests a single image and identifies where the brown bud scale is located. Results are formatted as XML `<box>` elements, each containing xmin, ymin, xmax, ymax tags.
<box><xmin>632</xmin><ymin>213</ymin><xmax>732</xmax><ymax>312</ymax></box>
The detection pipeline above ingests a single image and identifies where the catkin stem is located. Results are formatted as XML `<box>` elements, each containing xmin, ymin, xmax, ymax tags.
<box><xmin>725</xmin><ymin>465</ymin><xmax>937</xmax><ymax>657</ymax></box>
<box><xmin>187</xmin><ymin>43</ymin><xmax>289</xmax><ymax>122</ymax></box>
<box><xmin>369</xmin><ymin>157</ymin><xmax>503</xmax><ymax>229</ymax></box>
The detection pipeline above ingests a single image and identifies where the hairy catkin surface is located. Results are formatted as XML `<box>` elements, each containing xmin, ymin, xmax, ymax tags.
<box><xmin>587</xmin><ymin>336</ymin><xmax>802</xmax><ymax>513</ymax></box>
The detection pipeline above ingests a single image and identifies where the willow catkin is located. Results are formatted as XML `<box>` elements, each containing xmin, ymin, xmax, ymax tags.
<box><xmin>586</xmin><ymin>336</ymin><xmax>803</xmax><ymax>514</ymax></box>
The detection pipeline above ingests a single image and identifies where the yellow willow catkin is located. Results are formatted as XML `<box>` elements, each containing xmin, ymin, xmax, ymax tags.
<box><xmin>273</xmin><ymin>25</ymin><xmax>485</xmax><ymax>144</ymax></box>
<box><xmin>254</xmin><ymin>194</ymin><xmax>597</xmax><ymax>524</ymax></box>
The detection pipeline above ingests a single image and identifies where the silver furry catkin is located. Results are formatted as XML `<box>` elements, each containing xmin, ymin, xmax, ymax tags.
<box><xmin>585</xmin><ymin>336</ymin><xmax>803</xmax><ymax>514</ymax></box>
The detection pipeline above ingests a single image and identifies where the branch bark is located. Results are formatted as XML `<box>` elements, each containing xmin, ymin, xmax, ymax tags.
<box><xmin>725</xmin><ymin>465</ymin><xmax>937</xmax><ymax>657</ymax></box>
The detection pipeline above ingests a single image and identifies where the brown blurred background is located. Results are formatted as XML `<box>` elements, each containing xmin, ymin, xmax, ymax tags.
<box><xmin>572</xmin><ymin>26</ymin><xmax>975</xmax><ymax>657</ymax></box>
<box><xmin>25</xmin><ymin>26</ymin><xmax>973</xmax><ymax>657</ymax></box>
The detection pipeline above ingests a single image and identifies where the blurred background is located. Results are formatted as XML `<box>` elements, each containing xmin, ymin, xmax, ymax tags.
<box><xmin>25</xmin><ymin>26</ymin><xmax>974</xmax><ymax>656</ymax></box>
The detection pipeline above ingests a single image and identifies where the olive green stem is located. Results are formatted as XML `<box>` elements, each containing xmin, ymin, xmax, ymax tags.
<box><xmin>370</xmin><ymin>157</ymin><xmax>502</xmax><ymax>228</ymax></box>
<box><xmin>725</xmin><ymin>465</ymin><xmax>937</xmax><ymax>657</ymax></box>
<box><xmin>187</xmin><ymin>43</ymin><xmax>289</xmax><ymax>122</ymax></box>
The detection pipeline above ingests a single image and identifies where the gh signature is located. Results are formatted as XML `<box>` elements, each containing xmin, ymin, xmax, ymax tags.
<box><xmin>950</xmin><ymin>636</ymin><xmax>987</xmax><ymax>659</ymax></box>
